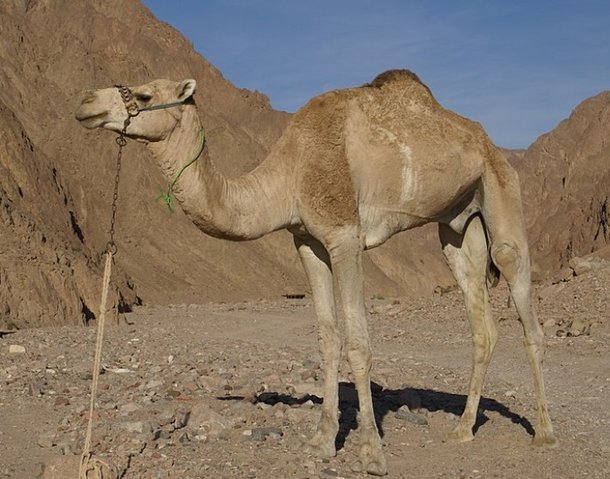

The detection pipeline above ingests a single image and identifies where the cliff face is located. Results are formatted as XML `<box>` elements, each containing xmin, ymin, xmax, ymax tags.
<box><xmin>0</xmin><ymin>0</ymin><xmax>297</xmax><ymax>328</ymax></box>
<box><xmin>516</xmin><ymin>92</ymin><xmax>610</xmax><ymax>277</ymax></box>
<box><xmin>0</xmin><ymin>0</ymin><xmax>449</xmax><ymax>328</ymax></box>
<box><xmin>0</xmin><ymin>0</ymin><xmax>607</xmax><ymax>328</ymax></box>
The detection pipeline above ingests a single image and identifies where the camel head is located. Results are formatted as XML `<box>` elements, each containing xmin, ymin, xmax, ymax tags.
<box><xmin>75</xmin><ymin>79</ymin><xmax>197</xmax><ymax>142</ymax></box>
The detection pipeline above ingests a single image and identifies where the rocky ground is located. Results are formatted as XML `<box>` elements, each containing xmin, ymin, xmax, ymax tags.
<box><xmin>1</xmin><ymin>263</ymin><xmax>608</xmax><ymax>479</ymax></box>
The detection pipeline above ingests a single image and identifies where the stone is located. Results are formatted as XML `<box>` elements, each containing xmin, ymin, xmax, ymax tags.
<box><xmin>567</xmin><ymin>318</ymin><xmax>591</xmax><ymax>337</ymax></box>
<box><xmin>395</xmin><ymin>406</ymin><xmax>428</xmax><ymax>426</ymax></box>
<box><xmin>38</xmin><ymin>432</ymin><xmax>56</xmax><ymax>448</ymax></box>
<box><xmin>8</xmin><ymin>344</ymin><xmax>26</xmax><ymax>354</ymax></box>
<box><xmin>250</xmin><ymin>427</ymin><xmax>283</xmax><ymax>441</ymax></box>
<box><xmin>145</xmin><ymin>379</ymin><xmax>164</xmax><ymax>390</ymax></box>
<box><xmin>557</xmin><ymin>318</ymin><xmax>592</xmax><ymax>338</ymax></box>
<box><xmin>119</xmin><ymin>402</ymin><xmax>141</xmax><ymax>414</ymax></box>
<box><xmin>118</xmin><ymin>421</ymin><xmax>151</xmax><ymax>435</ymax></box>
<box><xmin>569</xmin><ymin>256</ymin><xmax>609</xmax><ymax>276</ymax></box>
<box><xmin>154</xmin><ymin>429</ymin><xmax>171</xmax><ymax>440</ymax></box>
<box><xmin>542</xmin><ymin>318</ymin><xmax>557</xmax><ymax>329</ymax></box>
<box><xmin>187</xmin><ymin>402</ymin><xmax>234</xmax><ymax>437</ymax></box>
<box><xmin>321</xmin><ymin>467</ymin><xmax>339</xmax><ymax>477</ymax></box>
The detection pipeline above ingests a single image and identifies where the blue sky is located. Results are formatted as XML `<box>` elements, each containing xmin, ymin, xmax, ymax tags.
<box><xmin>142</xmin><ymin>0</ymin><xmax>609</xmax><ymax>148</ymax></box>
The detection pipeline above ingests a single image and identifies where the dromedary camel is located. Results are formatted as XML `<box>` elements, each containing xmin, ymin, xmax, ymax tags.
<box><xmin>75</xmin><ymin>70</ymin><xmax>557</xmax><ymax>475</ymax></box>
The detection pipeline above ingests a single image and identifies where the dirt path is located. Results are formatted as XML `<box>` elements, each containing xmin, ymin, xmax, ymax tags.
<box><xmin>1</xmin><ymin>268</ymin><xmax>608</xmax><ymax>478</ymax></box>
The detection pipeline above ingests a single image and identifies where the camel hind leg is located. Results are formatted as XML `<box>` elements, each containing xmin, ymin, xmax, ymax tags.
<box><xmin>482</xmin><ymin>157</ymin><xmax>557</xmax><ymax>447</ymax></box>
<box><xmin>439</xmin><ymin>215</ymin><xmax>497</xmax><ymax>442</ymax></box>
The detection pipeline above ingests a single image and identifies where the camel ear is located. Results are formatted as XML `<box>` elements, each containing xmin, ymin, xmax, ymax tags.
<box><xmin>176</xmin><ymin>79</ymin><xmax>197</xmax><ymax>101</ymax></box>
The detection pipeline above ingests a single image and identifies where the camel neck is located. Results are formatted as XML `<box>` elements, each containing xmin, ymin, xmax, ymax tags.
<box><xmin>147</xmin><ymin>106</ymin><xmax>296</xmax><ymax>240</ymax></box>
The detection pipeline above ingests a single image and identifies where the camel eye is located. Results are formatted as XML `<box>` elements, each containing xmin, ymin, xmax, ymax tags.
<box><xmin>136</xmin><ymin>93</ymin><xmax>152</xmax><ymax>103</ymax></box>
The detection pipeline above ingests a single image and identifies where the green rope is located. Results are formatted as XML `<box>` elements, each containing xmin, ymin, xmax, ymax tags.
<box><xmin>158</xmin><ymin>131</ymin><xmax>206</xmax><ymax>212</ymax></box>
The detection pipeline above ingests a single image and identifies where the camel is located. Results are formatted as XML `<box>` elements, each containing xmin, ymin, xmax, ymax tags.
<box><xmin>75</xmin><ymin>70</ymin><xmax>557</xmax><ymax>475</ymax></box>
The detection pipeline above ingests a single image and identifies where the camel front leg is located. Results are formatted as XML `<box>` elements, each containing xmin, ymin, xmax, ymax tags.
<box><xmin>294</xmin><ymin>235</ymin><xmax>340</xmax><ymax>457</ymax></box>
<box><xmin>328</xmin><ymin>231</ymin><xmax>387</xmax><ymax>476</ymax></box>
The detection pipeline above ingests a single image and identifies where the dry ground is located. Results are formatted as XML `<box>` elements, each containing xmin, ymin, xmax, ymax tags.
<box><xmin>1</xmin><ymin>267</ymin><xmax>608</xmax><ymax>479</ymax></box>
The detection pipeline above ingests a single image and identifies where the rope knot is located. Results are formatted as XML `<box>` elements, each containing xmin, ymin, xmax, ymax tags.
<box><xmin>79</xmin><ymin>452</ymin><xmax>120</xmax><ymax>479</ymax></box>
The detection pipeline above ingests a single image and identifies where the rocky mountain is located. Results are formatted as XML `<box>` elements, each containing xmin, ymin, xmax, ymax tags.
<box><xmin>0</xmin><ymin>0</ymin><xmax>607</xmax><ymax>328</ymax></box>
<box><xmin>517</xmin><ymin>92</ymin><xmax>610</xmax><ymax>278</ymax></box>
<box><xmin>0</xmin><ymin>0</ymin><xmax>294</xmax><ymax>328</ymax></box>
<box><xmin>0</xmin><ymin>0</ymin><xmax>451</xmax><ymax>328</ymax></box>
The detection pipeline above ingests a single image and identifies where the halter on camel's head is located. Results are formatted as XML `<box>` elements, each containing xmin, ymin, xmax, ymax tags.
<box><xmin>113</xmin><ymin>83</ymin><xmax>192</xmax><ymax>133</ymax></box>
<box><xmin>111</xmin><ymin>82</ymin><xmax>206</xmax><ymax>212</ymax></box>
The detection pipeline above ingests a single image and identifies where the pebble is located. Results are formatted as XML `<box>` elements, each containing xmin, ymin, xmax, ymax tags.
<box><xmin>119</xmin><ymin>402</ymin><xmax>141</xmax><ymax>414</ymax></box>
<box><xmin>3</xmin><ymin>288</ymin><xmax>608</xmax><ymax>478</ymax></box>
<box><xmin>187</xmin><ymin>402</ymin><xmax>234</xmax><ymax>436</ymax></box>
<box><xmin>146</xmin><ymin>379</ymin><xmax>164</xmax><ymax>389</ymax></box>
<box><xmin>250</xmin><ymin>427</ymin><xmax>283</xmax><ymax>441</ymax></box>
<box><xmin>38</xmin><ymin>432</ymin><xmax>56</xmax><ymax>448</ymax></box>
<box><xmin>118</xmin><ymin>421</ymin><xmax>151</xmax><ymax>434</ymax></box>
<box><xmin>395</xmin><ymin>406</ymin><xmax>429</xmax><ymax>426</ymax></box>
<box><xmin>8</xmin><ymin>344</ymin><xmax>26</xmax><ymax>354</ymax></box>
<box><xmin>543</xmin><ymin>318</ymin><xmax>557</xmax><ymax>329</ymax></box>
<box><xmin>557</xmin><ymin>318</ymin><xmax>591</xmax><ymax>337</ymax></box>
<box><xmin>321</xmin><ymin>467</ymin><xmax>339</xmax><ymax>477</ymax></box>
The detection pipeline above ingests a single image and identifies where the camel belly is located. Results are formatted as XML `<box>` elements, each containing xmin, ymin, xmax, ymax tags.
<box><xmin>354</xmin><ymin>148</ymin><xmax>482</xmax><ymax>249</ymax></box>
<box><xmin>343</xmin><ymin>96</ymin><xmax>486</xmax><ymax>248</ymax></box>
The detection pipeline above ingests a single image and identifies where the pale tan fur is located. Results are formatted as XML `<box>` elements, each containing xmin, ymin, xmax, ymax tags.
<box><xmin>76</xmin><ymin>70</ymin><xmax>557</xmax><ymax>475</ymax></box>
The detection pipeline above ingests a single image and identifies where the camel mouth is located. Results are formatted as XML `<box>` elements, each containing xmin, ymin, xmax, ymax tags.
<box><xmin>75</xmin><ymin>110</ymin><xmax>109</xmax><ymax>129</ymax></box>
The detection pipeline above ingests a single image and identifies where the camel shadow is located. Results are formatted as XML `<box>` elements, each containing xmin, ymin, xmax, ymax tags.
<box><xmin>219</xmin><ymin>381</ymin><xmax>534</xmax><ymax>451</ymax></box>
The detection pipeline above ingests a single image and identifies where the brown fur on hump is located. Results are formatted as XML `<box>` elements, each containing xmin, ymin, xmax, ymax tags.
<box><xmin>295</xmin><ymin>91</ymin><xmax>359</xmax><ymax>227</ymax></box>
<box><xmin>362</xmin><ymin>69</ymin><xmax>433</xmax><ymax>96</ymax></box>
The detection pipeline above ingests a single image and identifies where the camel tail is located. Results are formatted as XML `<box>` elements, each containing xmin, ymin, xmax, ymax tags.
<box><xmin>487</xmin><ymin>260</ymin><xmax>501</xmax><ymax>288</ymax></box>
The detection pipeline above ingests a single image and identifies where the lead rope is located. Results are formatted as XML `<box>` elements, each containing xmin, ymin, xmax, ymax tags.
<box><xmin>78</xmin><ymin>119</ymin><xmax>129</xmax><ymax>479</ymax></box>
<box><xmin>158</xmin><ymin>130</ymin><xmax>205</xmax><ymax>212</ymax></box>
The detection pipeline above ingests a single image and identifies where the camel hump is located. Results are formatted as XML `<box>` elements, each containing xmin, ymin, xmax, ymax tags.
<box><xmin>363</xmin><ymin>69</ymin><xmax>430</xmax><ymax>91</ymax></box>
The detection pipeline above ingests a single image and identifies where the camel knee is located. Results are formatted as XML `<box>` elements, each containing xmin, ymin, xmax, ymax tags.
<box><xmin>523</xmin><ymin>327</ymin><xmax>544</xmax><ymax>351</ymax></box>
<box><xmin>346</xmin><ymin>340</ymin><xmax>372</xmax><ymax>375</ymax></box>
<box><xmin>491</xmin><ymin>242</ymin><xmax>522</xmax><ymax>280</ymax></box>
<box><xmin>472</xmin><ymin>329</ymin><xmax>497</xmax><ymax>364</ymax></box>
<box><xmin>318</xmin><ymin>319</ymin><xmax>340</xmax><ymax>340</ymax></box>
<box><xmin>318</xmin><ymin>322</ymin><xmax>341</xmax><ymax>351</ymax></box>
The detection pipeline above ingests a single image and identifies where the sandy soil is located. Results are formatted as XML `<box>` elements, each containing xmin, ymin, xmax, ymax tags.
<box><xmin>1</xmin><ymin>267</ymin><xmax>608</xmax><ymax>479</ymax></box>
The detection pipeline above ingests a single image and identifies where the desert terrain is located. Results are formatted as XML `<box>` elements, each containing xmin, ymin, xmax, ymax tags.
<box><xmin>1</xmin><ymin>260</ymin><xmax>609</xmax><ymax>478</ymax></box>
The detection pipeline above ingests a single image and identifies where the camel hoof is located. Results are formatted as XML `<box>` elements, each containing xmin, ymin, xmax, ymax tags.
<box><xmin>444</xmin><ymin>425</ymin><xmax>474</xmax><ymax>444</ymax></box>
<box><xmin>531</xmin><ymin>432</ymin><xmax>558</xmax><ymax>448</ymax></box>
<box><xmin>350</xmin><ymin>457</ymin><xmax>388</xmax><ymax>476</ymax></box>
